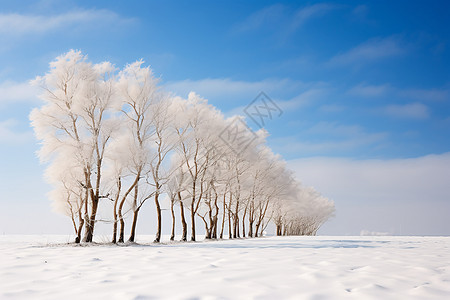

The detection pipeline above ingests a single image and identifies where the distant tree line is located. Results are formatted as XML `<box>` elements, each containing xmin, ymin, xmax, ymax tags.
<box><xmin>30</xmin><ymin>50</ymin><xmax>335</xmax><ymax>243</ymax></box>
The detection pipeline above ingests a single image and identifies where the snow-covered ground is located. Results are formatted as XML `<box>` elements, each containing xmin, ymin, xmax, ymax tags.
<box><xmin>1</xmin><ymin>235</ymin><xmax>449</xmax><ymax>299</ymax></box>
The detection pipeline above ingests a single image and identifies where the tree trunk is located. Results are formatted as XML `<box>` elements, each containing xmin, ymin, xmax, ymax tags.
<box><xmin>128</xmin><ymin>207</ymin><xmax>140</xmax><ymax>242</ymax></box>
<box><xmin>128</xmin><ymin>184</ymin><xmax>140</xmax><ymax>243</ymax></box>
<box><xmin>201</xmin><ymin>216</ymin><xmax>210</xmax><ymax>239</ymax></box>
<box><xmin>260</xmin><ymin>222</ymin><xmax>265</xmax><ymax>237</ymax></box>
<box><xmin>190</xmin><ymin>200</ymin><xmax>196</xmax><ymax>241</ymax></box>
<box><xmin>170</xmin><ymin>197</ymin><xmax>175</xmax><ymax>241</ymax></box>
<box><xmin>112</xmin><ymin>219</ymin><xmax>118</xmax><ymax>243</ymax></box>
<box><xmin>228</xmin><ymin>208</ymin><xmax>232</xmax><ymax>239</ymax></box>
<box><xmin>242</xmin><ymin>206</ymin><xmax>247</xmax><ymax>238</ymax></box>
<box><xmin>118</xmin><ymin>208</ymin><xmax>125</xmax><ymax>243</ymax></box>
<box><xmin>248</xmin><ymin>220</ymin><xmax>254</xmax><ymax>237</ymax></box>
<box><xmin>154</xmin><ymin>191</ymin><xmax>162</xmax><ymax>243</ymax></box>
<box><xmin>75</xmin><ymin>219</ymin><xmax>83</xmax><ymax>243</ymax></box>
<box><xmin>83</xmin><ymin>195</ymin><xmax>99</xmax><ymax>243</ymax></box>
<box><xmin>112</xmin><ymin>179</ymin><xmax>121</xmax><ymax>244</ymax></box>
<box><xmin>118</xmin><ymin>173</ymin><xmax>141</xmax><ymax>243</ymax></box>
<box><xmin>179</xmin><ymin>196</ymin><xmax>187</xmax><ymax>242</ymax></box>
<box><xmin>212</xmin><ymin>195</ymin><xmax>219</xmax><ymax>239</ymax></box>
<box><xmin>207</xmin><ymin>203</ymin><xmax>213</xmax><ymax>239</ymax></box>
<box><xmin>220</xmin><ymin>195</ymin><xmax>226</xmax><ymax>239</ymax></box>
<box><xmin>233</xmin><ymin>200</ymin><xmax>239</xmax><ymax>238</ymax></box>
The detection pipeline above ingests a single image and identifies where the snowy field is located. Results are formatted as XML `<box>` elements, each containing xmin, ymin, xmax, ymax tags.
<box><xmin>1</xmin><ymin>235</ymin><xmax>449</xmax><ymax>299</ymax></box>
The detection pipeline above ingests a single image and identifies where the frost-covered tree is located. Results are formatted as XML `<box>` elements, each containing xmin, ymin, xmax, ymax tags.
<box><xmin>31</xmin><ymin>50</ymin><xmax>335</xmax><ymax>243</ymax></box>
<box><xmin>31</xmin><ymin>50</ymin><xmax>117</xmax><ymax>242</ymax></box>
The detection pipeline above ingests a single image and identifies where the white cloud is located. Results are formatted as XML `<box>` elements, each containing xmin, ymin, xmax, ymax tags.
<box><xmin>216</xmin><ymin>84</ymin><xmax>328</xmax><ymax>119</ymax></box>
<box><xmin>233</xmin><ymin>3</ymin><xmax>335</xmax><ymax>34</ymax></box>
<box><xmin>0</xmin><ymin>9</ymin><xmax>134</xmax><ymax>36</ymax></box>
<box><xmin>352</xmin><ymin>5</ymin><xmax>368</xmax><ymax>19</ymax></box>
<box><xmin>0</xmin><ymin>80</ymin><xmax>39</xmax><ymax>106</ymax></box>
<box><xmin>305</xmin><ymin>122</ymin><xmax>370</xmax><ymax>137</ymax></box>
<box><xmin>233</xmin><ymin>4</ymin><xmax>285</xmax><ymax>33</ymax></box>
<box><xmin>319</xmin><ymin>104</ymin><xmax>345</xmax><ymax>113</ymax></box>
<box><xmin>348</xmin><ymin>83</ymin><xmax>449</xmax><ymax>107</ymax></box>
<box><xmin>164</xmin><ymin>78</ymin><xmax>306</xmax><ymax>102</ymax></box>
<box><xmin>290</xmin><ymin>3</ymin><xmax>335</xmax><ymax>30</ymax></box>
<box><xmin>384</xmin><ymin>102</ymin><xmax>430</xmax><ymax>120</ymax></box>
<box><xmin>348</xmin><ymin>83</ymin><xmax>391</xmax><ymax>97</ymax></box>
<box><xmin>0</xmin><ymin>119</ymin><xmax>33</xmax><ymax>144</ymax></box>
<box><xmin>329</xmin><ymin>37</ymin><xmax>405</xmax><ymax>66</ymax></box>
<box><xmin>289</xmin><ymin>153</ymin><xmax>450</xmax><ymax>235</ymax></box>
<box><xmin>278</xmin><ymin>88</ymin><xmax>327</xmax><ymax>111</ymax></box>
<box><xmin>399</xmin><ymin>88</ymin><xmax>450</xmax><ymax>102</ymax></box>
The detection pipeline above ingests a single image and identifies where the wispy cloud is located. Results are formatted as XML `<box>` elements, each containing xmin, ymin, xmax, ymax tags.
<box><xmin>348</xmin><ymin>83</ymin><xmax>449</xmax><ymax>104</ymax></box>
<box><xmin>399</xmin><ymin>88</ymin><xmax>450</xmax><ymax>102</ymax></box>
<box><xmin>233</xmin><ymin>3</ymin><xmax>335</xmax><ymax>34</ymax></box>
<box><xmin>0</xmin><ymin>119</ymin><xmax>33</xmax><ymax>144</ymax></box>
<box><xmin>348</xmin><ymin>83</ymin><xmax>391</xmax><ymax>97</ymax></box>
<box><xmin>278</xmin><ymin>88</ymin><xmax>328</xmax><ymax>111</ymax></box>
<box><xmin>352</xmin><ymin>5</ymin><xmax>369</xmax><ymax>19</ymax></box>
<box><xmin>0</xmin><ymin>80</ymin><xmax>39</xmax><ymax>107</ymax></box>
<box><xmin>164</xmin><ymin>78</ymin><xmax>307</xmax><ymax>102</ymax></box>
<box><xmin>290</xmin><ymin>3</ymin><xmax>335</xmax><ymax>30</ymax></box>
<box><xmin>0</xmin><ymin>9</ymin><xmax>134</xmax><ymax>36</ymax></box>
<box><xmin>329</xmin><ymin>37</ymin><xmax>405</xmax><ymax>66</ymax></box>
<box><xmin>220</xmin><ymin>85</ymin><xmax>328</xmax><ymax>120</ymax></box>
<box><xmin>233</xmin><ymin>4</ymin><xmax>285</xmax><ymax>33</ymax></box>
<box><xmin>319</xmin><ymin>104</ymin><xmax>345</xmax><ymax>113</ymax></box>
<box><xmin>384</xmin><ymin>102</ymin><xmax>430</xmax><ymax>120</ymax></box>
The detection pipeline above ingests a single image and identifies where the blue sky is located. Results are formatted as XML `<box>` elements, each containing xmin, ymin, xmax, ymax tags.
<box><xmin>0</xmin><ymin>0</ymin><xmax>449</xmax><ymax>235</ymax></box>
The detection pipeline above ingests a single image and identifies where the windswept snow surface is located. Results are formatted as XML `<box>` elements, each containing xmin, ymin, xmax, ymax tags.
<box><xmin>0</xmin><ymin>236</ymin><xmax>449</xmax><ymax>299</ymax></box>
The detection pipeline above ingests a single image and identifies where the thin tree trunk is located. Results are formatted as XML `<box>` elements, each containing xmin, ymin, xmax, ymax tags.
<box><xmin>191</xmin><ymin>200</ymin><xmax>196</xmax><ymax>241</ymax></box>
<box><xmin>82</xmin><ymin>171</ymin><xmax>91</xmax><ymax>242</ymax></box>
<box><xmin>118</xmin><ymin>207</ymin><xmax>125</xmax><ymax>243</ymax></box>
<box><xmin>154</xmin><ymin>191</ymin><xmax>162</xmax><ymax>243</ymax></box>
<box><xmin>170</xmin><ymin>197</ymin><xmax>175</xmax><ymax>241</ymax></box>
<box><xmin>242</xmin><ymin>208</ymin><xmax>247</xmax><ymax>238</ymax></box>
<box><xmin>84</xmin><ymin>193</ymin><xmax>98</xmax><ymax>243</ymax></box>
<box><xmin>220</xmin><ymin>194</ymin><xmax>226</xmax><ymax>239</ymax></box>
<box><xmin>212</xmin><ymin>194</ymin><xmax>219</xmax><ymax>239</ymax></box>
<box><xmin>84</xmin><ymin>158</ymin><xmax>103</xmax><ymax>243</ymax></box>
<box><xmin>179</xmin><ymin>196</ymin><xmax>187</xmax><ymax>242</ymax></box>
<box><xmin>112</xmin><ymin>178</ymin><xmax>121</xmax><ymax>243</ymax></box>
<box><xmin>207</xmin><ymin>204</ymin><xmax>213</xmax><ymax>239</ymax></box>
<box><xmin>128</xmin><ymin>184</ymin><xmax>140</xmax><ymax>242</ymax></box>
<box><xmin>128</xmin><ymin>207</ymin><xmax>140</xmax><ymax>242</ymax></box>
<box><xmin>248</xmin><ymin>220</ymin><xmax>254</xmax><ymax>237</ymax></box>
<box><xmin>200</xmin><ymin>215</ymin><xmax>210</xmax><ymax>239</ymax></box>
<box><xmin>118</xmin><ymin>172</ymin><xmax>141</xmax><ymax>243</ymax></box>
<box><xmin>228</xmin><ymin>208</ymin><xmax>232</xmax><ymax>239</ymax></box>
<box><xmin>112</xmin><ymin>214</ymin><xmax>118</xmax><ymax>243</ymax></box>
<box><xmin>260</xmin><ymin>222</ymin><xmax>265</xmax><ymax>237</ymax></box>
<box><xmin>76</xmin><ymin>209</ymin><xmax>84</xmax><ymax>243</ymax></box>
<box><xmin>228</xmin><ymin>191</ymin><xmax>232</xmax><ymax>239</ymax></box>
<box><xmin>234</xmin><ymin>200</ymin><xmax>240</xmax><ymax>238</ymax></box>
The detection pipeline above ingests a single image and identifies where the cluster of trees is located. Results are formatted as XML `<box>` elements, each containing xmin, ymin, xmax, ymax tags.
<box><xmin>30</xmin><ymin>50</ymin><xmax>335</xmax><ymax>243</ymax></box>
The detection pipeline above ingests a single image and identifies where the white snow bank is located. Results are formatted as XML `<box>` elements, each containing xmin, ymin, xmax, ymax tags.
<box><xmin>1</xmin><ymin>235</ymin><xmax>449</xmax><ymax>299</ymax></box>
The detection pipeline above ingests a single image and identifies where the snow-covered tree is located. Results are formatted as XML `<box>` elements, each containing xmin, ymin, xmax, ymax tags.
<box><xmin>31</xmin><ymin>50</ymin><xmax>117</xmax><ymax>242</ymax></box>
<box><xmin>31</xmin><ymin>50</ymin><xmax>335</xmax><ymax>243</ymax></box>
